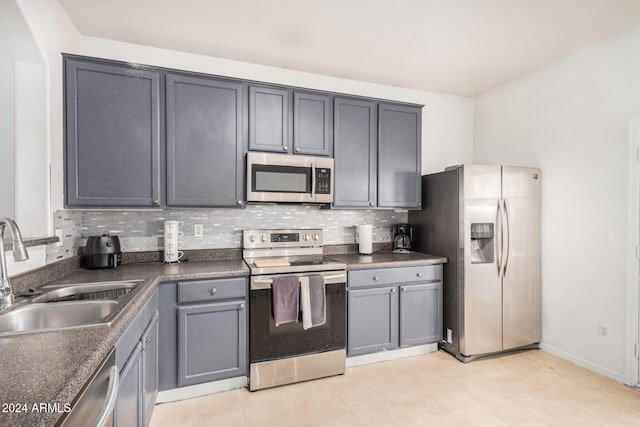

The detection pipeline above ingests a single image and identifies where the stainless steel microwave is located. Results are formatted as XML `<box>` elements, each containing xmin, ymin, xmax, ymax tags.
<box><xmin>246</xmin><ymin>152</ymin><xmax>334</xmax><ymax>203</ymax></box>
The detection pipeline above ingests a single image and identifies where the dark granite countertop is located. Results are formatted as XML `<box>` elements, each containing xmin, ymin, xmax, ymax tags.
<box><xmin>0</xmin><ymin>259</ymin><xmax>249</xmax><ymax>427</ymax></box>
<box><xmin>0</xmin><ymin>249</ymin><xmax>445</xmax><ymax>426</ymax></box>
<box><xmin>332</xmin><ymin>251</ymin><xmax>447</xmax><ymax>269</ymax></box>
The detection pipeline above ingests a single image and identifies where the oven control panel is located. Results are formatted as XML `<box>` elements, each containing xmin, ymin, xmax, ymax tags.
<box><xmin>243</xmin><ymin>229</ymin><xmax>324</xmax><ymax>249</ymax></box>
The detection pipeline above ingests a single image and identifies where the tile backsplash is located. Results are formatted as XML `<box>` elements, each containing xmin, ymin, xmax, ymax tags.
<box><xmin>55</xmin><ymin>205</ymin><xmax>407</xmax><ymax>256</ymax></box>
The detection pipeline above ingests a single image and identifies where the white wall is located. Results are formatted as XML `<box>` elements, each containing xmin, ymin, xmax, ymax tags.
<box><xmin>14</xmin><ymin>0</ymin><xmax>80</xmax><ymax>235</ymax></box>
<box><xmin>0</xmin><ymin>36</ymin><xmax>15</xmax><ymax>219</ymax></box>
<box><xmin>474</xmin><ymin>25</ymin><xmax>640</xmax><ymax>381</ymax></box>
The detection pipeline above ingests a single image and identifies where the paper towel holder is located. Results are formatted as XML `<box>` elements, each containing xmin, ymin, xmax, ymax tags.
<box><xmin>356</xmin><ymin>224</ymin><xmax>373</xmax><ymax>255</ymax></box>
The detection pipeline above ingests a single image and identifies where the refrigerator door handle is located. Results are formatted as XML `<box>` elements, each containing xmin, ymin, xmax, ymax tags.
<box><xmin>503</xmin><ymin>198</ymin><xmax>512</xmax><ymax>277</ymax></box>
<box><xmin>496</xmin><ymin>199</ymin><xmax>504</xmax><ymax>277</ymax></box>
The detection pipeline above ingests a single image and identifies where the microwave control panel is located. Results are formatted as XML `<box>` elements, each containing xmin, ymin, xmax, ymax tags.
<box><xmin>315</xmin><ymin>168</ymin><xmax>331</xmax><ymax>194</ymax></box>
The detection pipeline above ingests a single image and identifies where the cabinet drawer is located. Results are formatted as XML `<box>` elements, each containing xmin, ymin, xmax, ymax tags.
<box><xmin>348</xmin><ymin>265</ymin><xmax>442</xmax><ymax>288</ymax></box>
<box><xmin>178</xmin><ymin>278</ymin><xmax>246</xmax><ymax>303</ymax></box>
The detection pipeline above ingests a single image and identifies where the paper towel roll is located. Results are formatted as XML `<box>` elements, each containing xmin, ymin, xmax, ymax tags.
<box><xmin>357</xmin><ymin>224</ymin><xmax>373</xmax><ymax>255</ymax></box>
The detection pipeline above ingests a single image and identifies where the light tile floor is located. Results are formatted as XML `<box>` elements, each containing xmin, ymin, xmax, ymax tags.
<box><xmin>150</xmin><ymin>350</ymin><xmax>640</xmax><ymax>426</ymax></box>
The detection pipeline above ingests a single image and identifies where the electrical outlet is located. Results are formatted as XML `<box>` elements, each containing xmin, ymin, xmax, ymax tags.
<box><xmin>55</xmin><ymin>228</ymin><xmax>64</xmax><ymax>247</ymax></box>
<box><xmin>598</xmin><ymin>324</ymin><xmax>610</xmax><ymax>339</ymax></box>
<box><xmin>194</xmin><ymin>224</ymin><xmax>204</xmax><ymax>238</ymax></box>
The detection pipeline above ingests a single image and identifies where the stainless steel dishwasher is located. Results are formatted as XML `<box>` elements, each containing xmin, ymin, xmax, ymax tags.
<box><xmin>59</xmin><ymin>347</ymin><xmax>119</xmax><ymax>427</ymax></box>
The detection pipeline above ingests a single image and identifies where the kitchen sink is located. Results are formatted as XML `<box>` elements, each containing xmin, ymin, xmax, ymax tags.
<box><xmin>0</xmin><ymin>280</ymin><xmax>144</xmax><ymax>336</ymax></box>
<box><xmin>32</xmin><ymin>281</ymin><xmax>140</xmax><ymax>303</ymax></box>
<box><xmin>0</xmin><ymin>301</ymin><xmax>119</xmax><ymax>335</ymax></box>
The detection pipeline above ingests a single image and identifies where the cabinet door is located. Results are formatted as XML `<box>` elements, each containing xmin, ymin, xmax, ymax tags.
<box><xmin>249</xmin><ymin>85</ymin><xmax>290</xmax><ymax>153</ymax></box>
<box><xmin>141</xmin><ymin>312</ymin><xmax>159</xmax><ymax>427</ymax></box>
<box><xmin>158</xmin><ymin>283</ymin><xmax>178</xmax><ymax>392</ymax></box>
<box><xmin>65</xmin><ymin>58</ymin><xmax>161</xmax><ymax>207</ymax></box>
<box><xmin>115</xmin><ymin>342</ymin><xmax>142</xmax><ymax>427</ymax></box>
<box><xmin>293</xmin><ymin>92</ymin><xmax>332</xmax><ymax>156</ymax></box>
<box><xmin>333</xmin><ymin>98</ymin><xmax>377</xmax><ymax>208</ymax></box>
<box><xmin>166</xmin><ymin>74</ymin><xmax>245</xmax><ymax>207</ymax></box>
<box><xmin>347</xmin><ymin>287</ymin><xmax>398</xmax><ymax>356</ymax></box>
<box><xmin>399</xmin><ymin>282</ymin><xmax>443</xmax><ymax>347</ymax></box>
<box><xmin>177</xmin><ymin>300</ymin><xmax>247</xmax><ymax>387</ymax></box>
<box><xmin>377</xmin><ymin>103</ymin><xmax>422</xmax><ymax>209</ymax></box>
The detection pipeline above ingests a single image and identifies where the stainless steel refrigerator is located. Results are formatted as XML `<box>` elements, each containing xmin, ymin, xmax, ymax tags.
<box><xmin>409</xmin><ymin>164</ymin><xmax>541</xmax><ymax>361</ymax></box>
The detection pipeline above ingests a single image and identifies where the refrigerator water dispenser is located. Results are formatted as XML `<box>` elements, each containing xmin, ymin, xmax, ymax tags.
<box><xmin>470</xmin><ymin>223</ymin><xmax>494</xmax><ymax>264</ymax></box>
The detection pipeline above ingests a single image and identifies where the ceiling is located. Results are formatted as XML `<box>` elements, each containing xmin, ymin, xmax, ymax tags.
<box><xmin>57</xmin><ymin>0</ymin><xmax>640</xmax><ymax>96</ymax></box>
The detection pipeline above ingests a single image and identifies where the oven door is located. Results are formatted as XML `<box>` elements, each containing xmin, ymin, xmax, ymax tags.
<box><xmin>249</xmin><ymin>271</ymin><xmax>346</xmax><ymax>363</ymax></box>
<box><xmin>246</xmin><ymin>152</ymin><xmax>334</xmax><ymax>203</ymax></box>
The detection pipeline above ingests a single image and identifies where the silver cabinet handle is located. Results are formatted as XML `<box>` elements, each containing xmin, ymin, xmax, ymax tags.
<box><xmin>93</xmin><ymin>366</ymin><xmax>119</xmax><ymax>427</ymax></box>
<box><xmin>239</xmin><ymin>303</ymin><xmax>245</xmax><ymax>310</ymax></box>
<box><xmin>295</xmin><ymin>147</ymin><xmax>300</xmax><ymax>153</ymax></box>
<box><xmin>390</xmin><ymin>288</ymin><xmax>396</xmax><ymax>293</ymax></box>
<box><xmin>373</xmin><ymin>276</ymin><xmax>379</xmax><ymax>281</ymax></box>
<box><xmin>402</xmin><ymin>287</ymin><xmax>407</xmax><ymax>292</ymax></box>
<box><xmin>237</xmin><ymin>200</ymin><xmax>243</xmax><ymax>206</ymax></box>
<box><xmin>283</xmin><ymin>146</ymin><xmax>288</xmax><ymax>151</ymax></box>
<box><xmin>416</xmin><ymin>273</ymin><xmax>422</xmax><ymax>277</ymax></box>
<box><xmin>152</xmin><ymin>199</ymin><xmax>159</xmax><ymax>206</ymax></box>
<box><xmin>369</xmin><ymin>202</ymin><xmax>374</xmax><ymax>206</ymax></box>
<box><xmin>210</xmin><ymin>288</ymin><xmax>217</xmax><ymax>296</ymax></box>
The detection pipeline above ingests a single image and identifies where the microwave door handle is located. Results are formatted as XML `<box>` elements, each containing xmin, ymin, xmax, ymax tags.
<box><xmin>311</xmin><ymin>162</ymin><xmax>316</xmax><ymax>199</ymax></box>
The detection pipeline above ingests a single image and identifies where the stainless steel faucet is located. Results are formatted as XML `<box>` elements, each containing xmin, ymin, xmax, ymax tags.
<box><xmin>0</xmin><ymin>219</ymin><xmax>29</xmax><ymax>311</ymax></box>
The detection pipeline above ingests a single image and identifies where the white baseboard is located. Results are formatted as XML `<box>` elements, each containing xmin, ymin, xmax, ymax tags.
<box><xmin>346</xmin><ymin>343</ymin><xmax>438</xmax><ymax>368</ymax></box>
<box><xmin>156</xmin><ymin>376</ymin><xmax>248</xmax><ymax>403</ymax></box>
<box><xmin>539</xmin><ymin>343</ymin><xmax>625</xmax><ymax>384</ymax></box>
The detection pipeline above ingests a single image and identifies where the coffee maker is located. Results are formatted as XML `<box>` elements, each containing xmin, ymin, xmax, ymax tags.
<box><xmin>392</xmin><ymin>224</ymin><xmax>413</xmax><ymax>254</ymax></box>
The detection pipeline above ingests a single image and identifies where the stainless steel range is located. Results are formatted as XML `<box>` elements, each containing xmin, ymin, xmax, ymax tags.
<box><xmin>243</xmin><ymin>228</ymin><xmax>346</xmax><ymax>391</ymax></box>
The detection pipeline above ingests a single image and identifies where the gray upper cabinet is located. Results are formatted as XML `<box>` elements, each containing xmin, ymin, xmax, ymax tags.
<box><xmin>65</xmin><ymin>57</ymin><xmax>161</xmax><ymax>207</ymax></box>
<box><xmin>166</xmin><ymin>74</ymin><xmax>245</xmax><ymax>207</ymax></box>
<box><xmin>377</xmin><ymin>103</ymin><xmax>422</xmax><ymax>209</ymax></box>
<box><xmin>248</xmin><ymin>85</ymin><xmax>290</xmax><ymax>153</ymax></box>
<box><xmin>293</xmin><ymin>91</ymin><xmax>332</xmax><ymax>156</ymax></box>
<box><xmin>333</xmin><ymin>97</ymin><xmax>377</xmax><ymax>208</ymax></box>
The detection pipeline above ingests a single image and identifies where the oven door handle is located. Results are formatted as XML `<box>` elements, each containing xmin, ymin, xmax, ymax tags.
<box><xmin>251</xmin><ymin>273</ymin><xmax>346</xmax><ymax>290</ymax></box>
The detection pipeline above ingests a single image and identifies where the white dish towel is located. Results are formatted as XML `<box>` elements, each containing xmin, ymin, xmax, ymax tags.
<box><xmin>300</xmin><ymin>275</ymin><xmax>326</xmax><ymax>330</ymax></box>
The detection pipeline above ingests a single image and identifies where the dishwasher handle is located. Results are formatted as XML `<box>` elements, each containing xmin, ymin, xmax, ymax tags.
<box><xmin>93</xmin><ymin>366</ymin><xmax>119</xmax><ymax>427</ymax></box>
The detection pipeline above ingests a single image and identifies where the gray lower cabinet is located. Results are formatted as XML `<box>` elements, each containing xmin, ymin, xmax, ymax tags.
<box><xmin>158</xmin><ymin>278</ymin><xmax>248</xmax><ymax>391</ymax></box>
<box><xmin>347</xmin><ymin>265</ymin><xmax>442</xmax><ymax>357</ymax></box>
<box><xmin>116</xmin><ymin>342</ymin><xmax>143</xmax><ymax>427</ymax></box>
<box><xmin>347</xmin><ymin>286</ymin><xmax>399</xmax><ymax>355</ymax></box>
<box><xmin>166</xmin><ymin>74</ymin><xmax>246</xmax><ymax>207</ymax></box>
<box><xmin>115</xmin><ymin>291</ymin><xmax>159</xmax><ymax>427</ymax></box>
<box><xmin>377</xmin><ymin>103</ymin><xmax>422</xmax><ymax>209</ymax></box>
<box><xmin>333</xmin><ymin>97</ymin><xmax>377</xmax><ymax>208</ymax></box>
<box><xmin>399</xmin><ymin>282</ymin><xmax>442</xmax><ymax>347</ymax></box>
<box><xmin>177</xmin><ymin>300</ymin><xmax>247</xmax><ymax>386</ymax></box>
<box><xmin>141</xmin><ymin>314</ymin><xmax>159</xmax><ymax>427</ymax></box>
<box><xmin>64</xmin><ymin>57</ymin><xmax>161</xmax><ymax>207</ymax></box>
<box><xmin>249</xmin><ymin>85</ymin><xmax>290</xmax><ymax>153</ymax></box>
